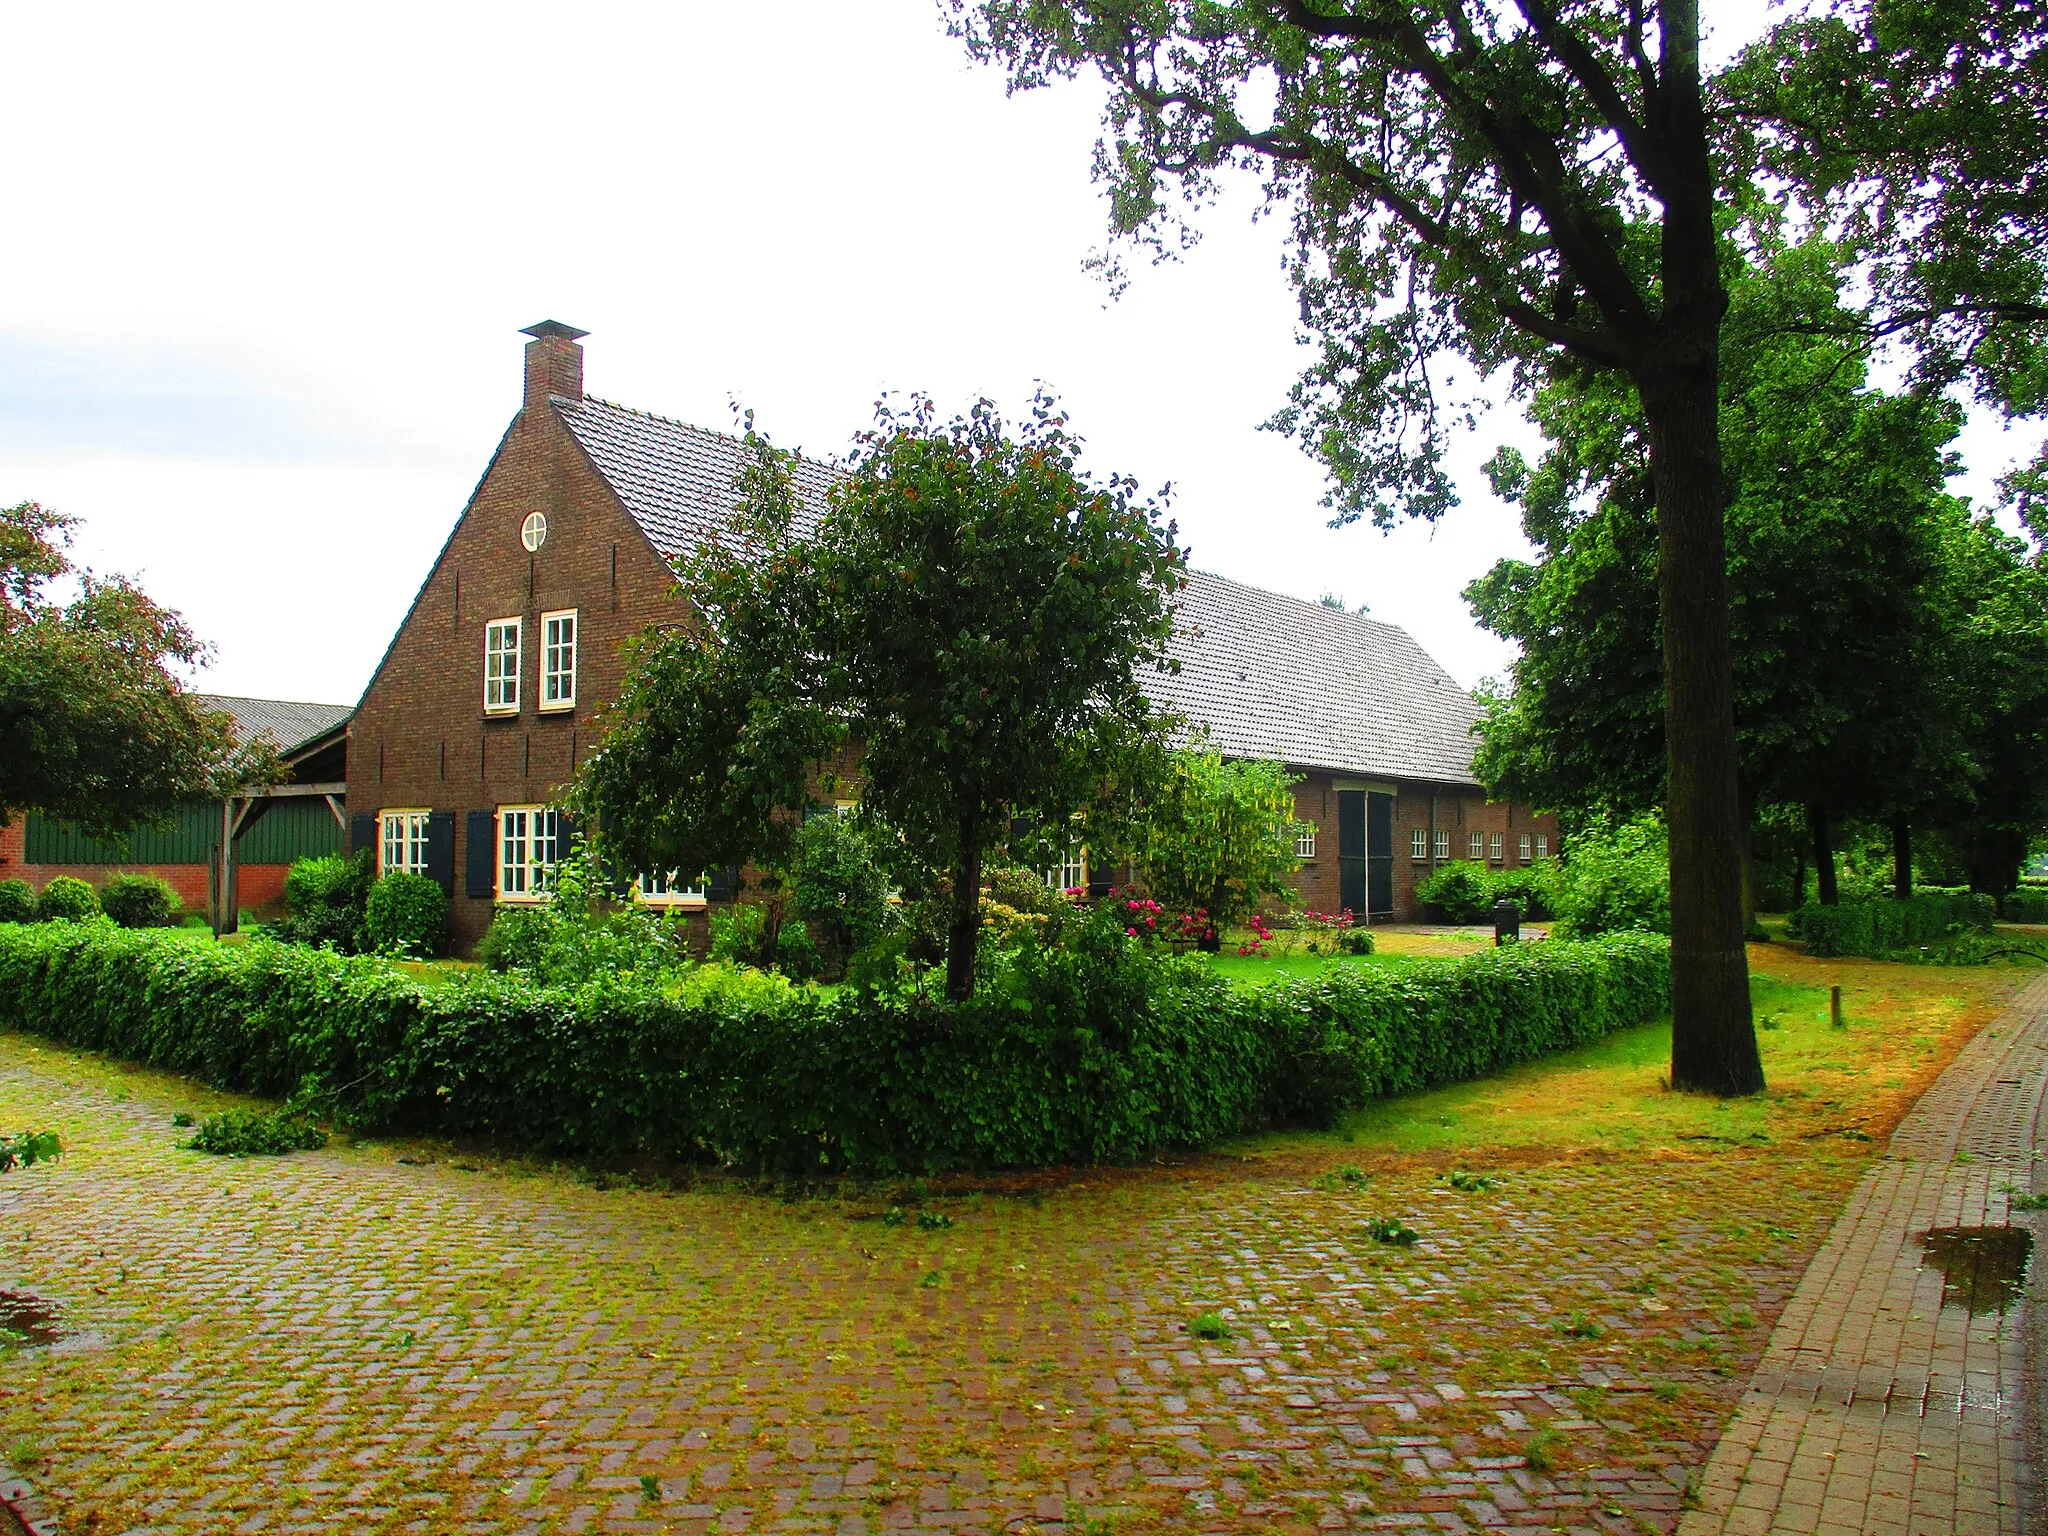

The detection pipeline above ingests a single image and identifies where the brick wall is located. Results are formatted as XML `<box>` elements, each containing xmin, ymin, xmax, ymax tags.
<box><xmin>347</xmin><ymin>355</ymin><xmax>684</xmax><ymax>953</ymax></box>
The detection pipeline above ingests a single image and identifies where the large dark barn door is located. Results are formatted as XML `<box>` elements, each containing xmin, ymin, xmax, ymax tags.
<box><xmin>1337</xmin><ymin>791</ymin><xmax>1367</xmax><ymax>917</ymax></box>
<box><xmin>1367</xmin><ymin>792</ymin><xmax>1395</xmax><ymax>919</ymax></box>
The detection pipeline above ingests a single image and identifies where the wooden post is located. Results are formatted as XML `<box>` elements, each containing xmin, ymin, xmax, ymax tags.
<box><xmin>1830</xmin><ymin>985</ymin><xmax>1844</xmax><ymax>1030</ymax></box>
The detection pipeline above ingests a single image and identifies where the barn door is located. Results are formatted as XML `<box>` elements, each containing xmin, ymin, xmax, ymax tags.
<box><xmin>1367</xmin><ymin>792</ymin><xmax>1395</xmax><ymax>919</ymax></box>
<box><xmin>1337</xmin><ymin>791</ymin><xmax>1367</xmax><ymax>917</ymax></box>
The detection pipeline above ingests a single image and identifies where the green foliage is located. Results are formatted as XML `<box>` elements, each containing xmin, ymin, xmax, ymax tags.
<box><xmin>0</xmin><ymin>880</ymin><xmax>33</xmax><ymax>925</ymax></box>
<box><xmin>476</xmin><ymin>863</ymin><xmax>691</xmax><ymax>988</ymax></box>
<box><xmin>361</xmin><ymin>872</ymin><xmax>447</xmax><ymax>958</ymax></box>
<box><xmin>279</xmin><ymin>852</ymin><xmax>373</xmax><ymax>952</ymax></box>
<box><xmin>1135</xmin><ymin>751</ymin><xmax>1300</xmax><ymax>943</ymax></box>
<box><xmin>1548</xmin><ymin>818</ymin><xmax>1671</xmax><ymax>939</ymax></box>
<box><xmin>2004</xmin><ymin>888</ymin><xmax>2048</xmax><ymax>924</ymax></box>
<box><xmin>708</xmin><ymin>903</ymin><xmax>768</xmax><ymax>968</ymax></box>
<box><xmin>0</xmin><ymin>501</ymin><xmax>277</xmax><ymax>841</ymax></box>
<box><xmin>181</xmin><ymin>1106</ymin><xmax>327</xmax><ymax>1156</ymax></box>
<box><xmin>0</xmin><ymin>920</ymin><xmax>1670</xmax><ymax>1175</ymax></box>
<box><xmin>790</xmin><ymin>813</ymin><xmax>896</xmax><ymax>969</ymax></box>
<box><xmin>1794</xmin><ymin>892</ymin><xmax>1997</xmax><ymax>958</ymax></box>
<box><xmin>0</xmin><ymin>1131</ymin><xmax>59</xmax><ymax>1172</ymax></box>
<box><xmin>1187</xmin><ymin>1312</ymin><xmax>1231</xmax><ymax>1341</ymax></box>
<box><xmin>98</xmin><ymin>871</ymin><xmax>180</xmax><ymax>929</ymax></box>
<box><xmin>35</xmin><ymin>875</ymin><xmax>99</xmax><ymax>923</ymax></box>
<box><xmin>983</xmin><ymin>864</ymin><xmax>1069</xmax><ymax>920</ymax></box>
<box><xmin>1447</xmin><ymin>1170</ymin><xmax>1498</xmax><ymax>1192</ymax></box>
<box><xmin>1312</xmin><ymin>1164</ymin><xmax>1369</xmax><ymax>1192</ymax></box>
<box><xmin>1416</xmin><ymin>862</ymin><xmax>1493</xmax><ymax>924</ymax></box>
<box><xmin>1364</xmin><ymin>1216</ymin><xmax>1418</xmax><ymax>1246</ymax></box>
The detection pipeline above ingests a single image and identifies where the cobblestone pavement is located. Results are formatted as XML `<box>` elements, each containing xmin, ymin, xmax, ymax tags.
<box><xmin>1678</xmin><ymin>972</ymin><xmax>2048</xmax><ymax>1536</ymax></box>
<box><xmin>0</xmin><ymin>1041</ymin><xmax>1883</xmax><ymax>1536</ymax></box>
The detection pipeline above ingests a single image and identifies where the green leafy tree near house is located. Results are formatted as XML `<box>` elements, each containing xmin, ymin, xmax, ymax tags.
<box><xmin>579</xmin><ymin>393</ymin><xmax>1186</xmax><ymax>1002</ymax></box>
<box><xmin>1136</xmin><ymin>750</ymin><xmax>1301</xmax><ymax>950</ymax></box>
<box><xmin>0</xmin><ymin>501</ymin><xmax>272</xmax><ymax>842</ymax></box>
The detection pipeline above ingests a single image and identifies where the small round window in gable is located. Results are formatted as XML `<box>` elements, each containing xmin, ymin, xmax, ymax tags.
<box><xmin>521</xmin><ymin>511</ymin><xmax>548</xmax><ymax>552</ymax></box>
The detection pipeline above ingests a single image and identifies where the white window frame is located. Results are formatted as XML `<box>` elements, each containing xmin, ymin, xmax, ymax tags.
<box><xmin>1468</xmin><ymin>830</ymin><xmax>1485</xmax><ymax>861</ymax></box>
<box><xmin>496</xmin><ymin>805</ymin><xmax>562</xmax><ymax>902</ymax></box>
<box><xmin>380</xmin><ymin>809</ymin><xmax>431</xmax><ymax>877</ymax></box>
<box><xmin>484</xmin><ymin>618</ymin><xmax>521</xmax><ymax>714</ymax></box>
<box><xmin>1519</xmin><ymin>833</ymin><xmax>1533</xmax><ymax>864</ymax></box>
<box><xmin>1045</xmin><ymin>844</ymin><xmax>1088</xmax><ymax>894</ymax></box>
<box><xmin>1535</xmin><ymin>834</ymin><xmax>1550</xmax><ymax>860</ymax></box>
<box><xmin>1410</xmin><ymin>827</ymin><xmax>1427</xmax><ymax>860</ymax></box>
<box><xmin>540</xmin><ymin>609</ymin><xmax>577</xmax><ymax>711</ymax></box>
<box><xmin>636</xmin><ymin>870</ymin><xmax>708</xmax><ymax>908</ymax></box>
<box><xmin>1489</xmin><ymin>832</ymin><xmax>1506</xmax><ymax>862</ymax></box>
<box><xmin>1433</xmin><ymin>829</ymin><xmax>1450</xmax><ymax>861</ymax></box>
<box><xmin>1295</xmin><ymin>823</ymin><xmax>1317</xmax><ymax>860</ymax></box>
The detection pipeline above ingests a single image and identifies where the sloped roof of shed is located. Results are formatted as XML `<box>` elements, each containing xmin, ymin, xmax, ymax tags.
<box><xmin>195</xmin><ymin>695</ymin><xmax>352</xmax><ymax>758</ymax></box>
<box><xmin>553</xmin><ymin>394</ymin><xmax>1483</xmax><ymax>787</ymax></box>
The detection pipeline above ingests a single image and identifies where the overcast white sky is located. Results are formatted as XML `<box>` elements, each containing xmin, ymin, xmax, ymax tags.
<box><xmin>3</xmin><ymin>1</ymin><xmax>2041</xmax><ymax>707</ymax></box>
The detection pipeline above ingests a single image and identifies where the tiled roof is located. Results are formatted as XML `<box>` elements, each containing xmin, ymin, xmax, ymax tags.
<box><xmin>554</xmin><ymin>396</ymin><xmax>1483</xmax><ymax>787</ymax></box>
<box><xmin>195</xmin><ymin>695</ymin><xmax>352</xmax><ymax>758</ymax></box>
<box><xmin>1145</xmin><ymin>570</ymin><xmax>1484</xmax><ymax>786</ymax></box>
<box><xmin>553</xmin><ymin>396</ymin><xmax>835</xmax><ymax>565</ymax></box>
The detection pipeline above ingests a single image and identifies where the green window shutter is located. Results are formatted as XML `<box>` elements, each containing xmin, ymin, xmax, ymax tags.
<box><xmin>425</xmin><ymin>812</ymin><xmax>455</xmax><ymax>896</ymax></box>
<box><xmin>349</xmin><ymin>813</ymin><xmax>377</xmax><ymax>858</ymax></box>
<box><xmin>464</xmin><ymin>811</ymin><xmax>495</xmax><ymax>899</ymax></box>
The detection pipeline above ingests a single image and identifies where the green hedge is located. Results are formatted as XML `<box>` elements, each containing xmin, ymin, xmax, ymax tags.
<box><xmin>2002</xmin><ymin>887</ymin><xmax>2048</xmax><ymax>924</ymax></box>
<box><xmin>1793</xmin><ymin>891</ymin><xmax>1996</xmax><ymax>957</ymax></box>
<box><xmin>0</xmin><ymin>924</ymin><xmax>1670</xmax><ymax>1173</ymax></box>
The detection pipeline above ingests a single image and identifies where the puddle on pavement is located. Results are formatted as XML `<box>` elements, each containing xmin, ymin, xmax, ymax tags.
<box><xmin>0</xmin><ymin>1290</ymin><xmax>62</xmax><ymax>1348</ymax></box>
<box><xmin>1917</xmin><ymin>1225</ymin><xmax>2034</xmax><ymax>1315</ymax></box>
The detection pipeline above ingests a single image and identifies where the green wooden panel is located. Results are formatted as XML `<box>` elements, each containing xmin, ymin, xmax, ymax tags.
<box><xmin>237</xmin><ymin>799</ymin><xmax>344</xmax><ymax>864</ymax></box>
<box><xmin>24</xmin><ymin>798</ymin><xmax>341</xmax><ymax>867</ymax></box>
<box><xmin>25</xmin><ymin>804</ymin><xmax>220</xmax><ymax>865</ymax></box>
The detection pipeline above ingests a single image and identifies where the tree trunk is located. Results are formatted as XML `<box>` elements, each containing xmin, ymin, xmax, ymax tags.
<box><xmin>1640</xmin><ymin>0</ymin><xmax>1762</xmax><ymax>1097</ymax></box>
<box><xmin>944</xmin><ymin>814</ymin><xmax>984</xmax><ymax>1003</ymax></box>
<box><xmin>1640</xmin><ymin>363</ymin><xmax>1763</xmax><ymax>1097</ymax></box>
<box><xmin>1892</xmin><ymin>818</ymin><xmax>1913</xmax><ymax>902</ymax></box>
<box><xmin>1810</xmin><ymin>803</ymin><xmax>1838</xmax><ymax>905</ymax></box>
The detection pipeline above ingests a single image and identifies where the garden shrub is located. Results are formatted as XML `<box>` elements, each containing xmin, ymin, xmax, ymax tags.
<box><xmin>99</xmin><ymin>872</ymin><xmax>181</xmax><ymax>929</ymax></box>
<box><xmin>35</xmin><ymin>876</ymin><xmax>100</xmax><ymax>923</ymax></box>
<box><xmin>474</xmin><ymin>904</ymin><xmax>559</xmax><ymax>974</ymax></box>
<box><xmin>0</xmin><ymin>921</ymin><xmax>1669</xmax><ymax>1175</ymax></box>
<box><xmin>1485</xmin><ymin>864</ymin><xmax>1556</xmax><ymax>922</ymax></box>
<box><xmin>0</xmin><ymin>880</ymin><xmax>34</xmax><ymax>925</ymax></box>
<box><xmin>280</xmin><ymin>851</ymin><xmax>373</xmax><ymax>951</ymax></box>
<box><xmin>791</xmin><ymin>814</ymin><xmax>896</xmax><ymax>969</ymax></box>
<box><xmin>708</xmin><ymin>901</ymin><xmax>767</xmax><ymax>966</ymax></box>
<box><xmin>1548</xmin><ymin>817</ymin><xmax>1669</xmax><ymax>937</ymax></box>
<box><xmin>361</xmin><ymin>872</ymin><xmax>447</xmax><ymax>957</ymax></box>
<box><xmin>2002</xmin><ymin>887</ymin><xmax>2048</xmax><ymax>924</ymax></box>
<box><xmin>182</xmin><ymin>1106</ymin><xmax>328</xmax><ymax>1156</ymax></box>
<box><xmin>1795</xmin><ymin>891</ymin><xmax>1997</xmax><ymax>957</ymax></box>
<box><xmin>1415</xmin><ymin>861</ymin><xmax>1493</xmax><ymax>923</ymax></box>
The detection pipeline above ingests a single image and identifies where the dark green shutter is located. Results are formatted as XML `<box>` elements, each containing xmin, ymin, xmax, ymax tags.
<box><xmin>464</xmin><ymin>811</ymin><xmax>495</xmax><ymax>898</ymax></box>
<box><xmin>425</xmin><ymin>812</ymin><xmax>455</xmax><ymax>895</ymax></box>
<box><xmin>349</xmin><ymin>813</ymin><xmax>377</xmax><ymax>858</ymax></box>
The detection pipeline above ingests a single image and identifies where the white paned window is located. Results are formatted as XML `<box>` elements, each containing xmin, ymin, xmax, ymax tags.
<box><xmin>380</xmin><ymin>810</ymin><xmax>431</xmax><ymax>876</ymax></box>
<box><xmin>1295</xmin><ymin>823</ymin><xmax>1317</xmax><ymax>859</ymax></box>
<box><xmin>1489</xmin><ymin>832</ymin><xmax>1505</xmax><ymax>862</ymax></box>
<box><xmin>637</xmin><ymin>871</ymin><xmax>707</xmax><ymax>906</ymax></box>
<box><xmin>1535</xmin><ymin>834</ymin><xmax>1550</xmax><ymax>859</ymax></box>
<box><xmin>1410</xmin><ymin>827</ymin><xmax>1427</xmax><ymax>859</ymax></box>
<box><xmin>541</xmin><ymin>609</ymin><xmax>577</xmax><ymax>710</ymax></box>
<box><xmin>497</xmin><ymin>806</ymin><xmax>561</xmax><ymax>900</ymax></box>
<box><xmin>1433</xmin><ymin>829</ymin><xmax>1450</xmax><ymax>860</ymax></box>
<box><xmin>484</xmin><ymin>619</ymin><xmax>521</xmax><ymax>713</ymax></box>
<box><xmin>1045</xmin><ymin>844</ymin><xmax>1088</xmax><ymax>894</ymax></box>
<box><xmin>1519</xmin><ymin>833</ymin><xmax>1533</xmax><ymax>863</ymax></box>
<box><xmin>1468</xmin><ymin>830</ymin><xmax>1485</xmax><ymax>861</ymax></box>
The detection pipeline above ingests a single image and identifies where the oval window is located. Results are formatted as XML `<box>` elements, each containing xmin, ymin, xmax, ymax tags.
<box><xmin>521</xmin><ymin>511</ymin><xmax>548</xmax><ymax>552</ymax></box>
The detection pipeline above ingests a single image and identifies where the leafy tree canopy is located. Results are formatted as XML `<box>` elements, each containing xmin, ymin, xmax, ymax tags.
<box><xmin>0</xmin><ymin>501</ymin><xmax>268</xmax><ymax>841</ymax></box>
<box><xmin>1135</xmin><ymin>749</ymin><xmax>1301</xmax><ymax>948</ymax></box>
<box><xmin>578</xmin><ymin>394</ymin><xmax>1187</xmax><ymax>1001</ymax></box>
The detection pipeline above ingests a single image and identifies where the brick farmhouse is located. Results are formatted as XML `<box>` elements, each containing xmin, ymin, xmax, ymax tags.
<box><xmin>349</xmin><ymin>322</ymin><xmax>1557</xmax><ymax>953</ymax></box>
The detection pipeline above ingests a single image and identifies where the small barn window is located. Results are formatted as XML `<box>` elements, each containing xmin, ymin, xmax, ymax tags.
<box><xmin>1489</xmin><ymin>832</ymin><xmax>1505</xmax><ymax>862</ymax></box>
<box><xmin>1410</xmin><ymin>827</ymin><xmax>1427</xmax><ymax>859</ymax></box>
<box><xmin>1535</xmin><ymin>834</ymin><xmax>1550</xmax><ymax>859</ymax></box>
<box><xmin>1295</xmin><ymin>823</ymin><xmax>1317</xmax><ymax>859</ymax></box>
<box><xmin>521</xmin><ymin>511</ymin><xmax>548</xmax><ymax>551</ymax></box>
<box><xmin>484</xmin><ymin>619</ymin><xmax>521</xmax><ymax>713</ymax></box>
<box><xmin>1434</xmin><ymin>829</ymin><xmax>1450</xmax><ymax>860</ymax></box>
<box><xmin>637</xmin><ymin>871</ymin><xmax>708</xmax><ymax>906</ymax></box>
<box><xmin>541</xmin><ymin>609</ymin><xmax>577</xmax><ymax>710</ymax></box>
<box><xmin>1044</xmin><ymin>844</ymin><xmax>1087</xmax><ymax>894</ymax></box>
<box><xmin>1519</xmin><ymin>833</ymin><xmax>1533</xmax><ymax>863</ymax></box>
<box><xmin>1468</xmin><ymin>830</ymin><xmax>1485</xmax><ymax>861</ymax></box>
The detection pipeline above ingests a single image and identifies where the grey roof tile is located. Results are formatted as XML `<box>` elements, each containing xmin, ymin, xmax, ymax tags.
<box><xmin>195</xmin><ymin>695</ymin><xmax>352</xmax><ymax>757</ymax></box>
<box><xmin>554</xmin><ymin>395</ymin><xmax>1482</xmax><ymax>786</ymax></box>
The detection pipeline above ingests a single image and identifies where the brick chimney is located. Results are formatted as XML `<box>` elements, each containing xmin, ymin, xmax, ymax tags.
<box><xmin>521</xmin><ymin>320</ymin><xmax>588</xmax><ymax>409</ymax></box>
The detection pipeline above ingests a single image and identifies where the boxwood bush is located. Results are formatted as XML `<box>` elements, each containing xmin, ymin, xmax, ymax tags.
<box><xmin>99</xmin><ymin>872</ymin><xmax>181</xmax><ymax>929</ymax></box>
<box><xmin>0</xmin><ymin>879</ymin><xmax>34</xmax><ymax>925</ymax></box>
<box><xmin>35</xmin><ymin>876</ymin><xmax>100</xmax><ymax>923</ymax></box>
<box><xmin>361</xmin><ymin>872</ymin><xmax>447</xmax><ymax>958</ymax></box>
<box><xmin>1793</xmin><ymin>891</ymin><xmax>1996</xmax><ymax>957</ymax></box>
<box><xmin>0</xmin><ymin>922</ymin><xmax>1669</xmax><ymax>1174</ymax></box>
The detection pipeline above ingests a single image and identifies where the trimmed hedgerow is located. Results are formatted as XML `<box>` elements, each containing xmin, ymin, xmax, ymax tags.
<box><xmin>0</xmin><ymin>923</ymin><xmax>1669</xmax><ymax>1174</ymax></box>
<box><xmin>2002</xmin><ymin>887</ymin><xmax>2048</xmax><ymax>924</ymax></box>
<box><xmin>0</xmin><ymin>880</ymin><xmax>34</xmax><ymax>925</ymax></box>
<box><xmin>1794</xmin><ymin>891</ymin><xmax>1996</xmax><ymax>957</ymax></box>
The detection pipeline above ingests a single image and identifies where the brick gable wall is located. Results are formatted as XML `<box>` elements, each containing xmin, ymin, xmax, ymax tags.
<box><xmin>347</xmin><ymin>393</ymin><xmax>681</xmax><ymax>951</ymax></box>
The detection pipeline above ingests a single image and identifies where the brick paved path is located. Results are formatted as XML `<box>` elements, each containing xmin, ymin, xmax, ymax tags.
<box><xmin>0</xmin><ymin>1036</ymin><xmax>1874</xmax><ymax>1536</ymax></box>
<box><xmin>1677</xmin><ymin>972</ymin><xmax>2048</xmax><ymax>1536</ymax></box>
